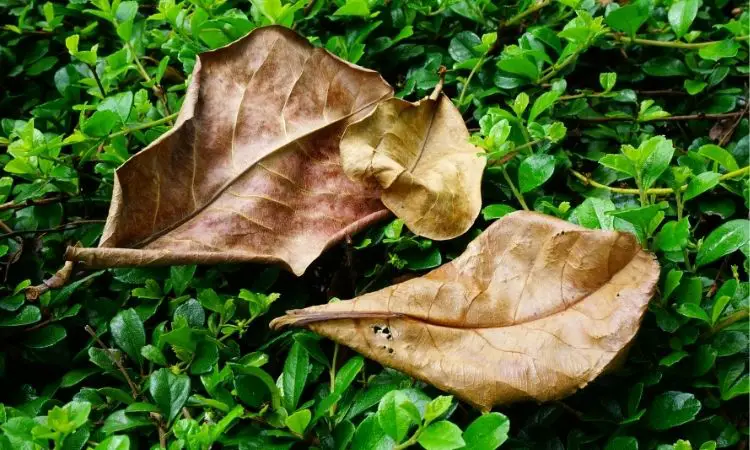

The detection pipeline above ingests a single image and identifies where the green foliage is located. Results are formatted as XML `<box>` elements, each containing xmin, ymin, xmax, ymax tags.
<box><xmin>0</xmin><ymin>0</ymin><xmax>748</xmax><ymax>449</ymax></box>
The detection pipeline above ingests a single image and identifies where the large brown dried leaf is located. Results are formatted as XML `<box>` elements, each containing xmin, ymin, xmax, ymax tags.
<box><xmin>66</xmin><ymin>26</ymin><xmax>393</xmax><ymax>275</ymax></box>
<box><xmin>340</xmin><ymin>95</ymin><xmax>485</xmax><ymax>240</ymax></box>
<box><xmin>271</xmin><ymin>211</ymin><xmax>660</xmax><ymax>410</ymax></box>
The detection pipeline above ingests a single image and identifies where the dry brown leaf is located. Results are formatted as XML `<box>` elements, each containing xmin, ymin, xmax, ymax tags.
<box><xmin>65</xmin><ymin>26</ymin><xmax>393</xmax><ymax>276</ymax></box>
<box><xmin>340</xmin><ymin>94</ymin><xmax>485</xmax><ymax>240</ymax></box>
<box><xmin>271</xmin><ymin>211</ymin><xmax>660</xmax><ymax>410</ymax></box>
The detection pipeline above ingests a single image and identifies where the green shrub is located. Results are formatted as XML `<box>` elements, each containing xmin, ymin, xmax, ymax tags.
<box><xmin>0</xmin><ymin>0</ymin><xmax>747</xmax><ymax>449</ymax></box>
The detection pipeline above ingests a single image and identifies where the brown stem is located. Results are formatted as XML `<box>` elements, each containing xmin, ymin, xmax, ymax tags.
<box><xmin>718</xmin><ymin>105</ymin><xmax>749</xmax><ymax>146</ymax></box>
<box><xmin>0</xmin><ymin>219</ymin><xmax>104</xmax><ymax>240</ymax></box>
<box><xmin>25</xmin><ymin>260</ymin><xmax>75</xmax><ymax>301</ymax></box>
<box><xmin>575</xmin><ymin>111</ymin><xmax>745</xmax><ymax>123</ymax></box>
<box><xmin>85</xmin><ymin>325</ymin><xmax>140</xmax><ymax>398</ymax></box>
<box><xmin>429</xmin><ymin>66</ymin><xmax>447</xmax><ymax>100</ymax></box>
<box><xmin>23</xmin><ymin>317</ymin><xmax>55</xmax><ymax>332</ymax></box>
<box><xmin>0</xmin><ymin>195</ymin><xmax>68</xmax><ymax>212</ymax></box>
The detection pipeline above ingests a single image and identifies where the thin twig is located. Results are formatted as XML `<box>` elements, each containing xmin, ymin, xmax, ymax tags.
<box><xmin>86</xmin><ymin>63</ymin><xmax>107</xmax><ymax>97</ymax></box>
<box><xmin>0</xmin><ymin>195</ymin><xmax>68</xmax><ymax>212</ymax></box>
<box><xmin>488</xmin><ymin>0</ymin><xmax>553</xmax><ymax>56</ymax></box>
<box><xmin>575</xmin><ymin>111</ymin><xmax>745</xmax><ymax>123</ymax></box>
<box><xmin>429</xmin><ymin>66</ymin><xmax>447</xmax><ymax>101</ymax></box>
<box><xmin>0</xmin><ymin>220</ymin><xmax>105</xmax><ymax>240</ymax></box>
<box><xmin>702</xmin><ymin>310</ymin><xmax>749</xmax><ymax>339</ymax></box>
<box><xmin>570</xmin><ymin>165</ymin><xmax>750</xmax><ymax>195</ymax></box>
<box><xmin>109</xmin><ymin>113</ymin><xmax>179</xmax><ymax>138</ymax></box>
<box><xmin>610</xmin><ymin>33</ymin><xmax>750</xmax><ymax>49</ymax></box>
<box><xmin>85</xmin><ymin>325</ymin><xmax>140</xmax><ymax>398</ymax></box>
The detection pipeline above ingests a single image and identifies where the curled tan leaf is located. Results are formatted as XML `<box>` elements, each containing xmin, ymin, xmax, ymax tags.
<box><xmin>271</xmin><ymin>211</ymin><xmax>660</xmax><ymax>410</ymax></box>
<box><xmin>340</xmin><ymin>94</ymin><xmax>485</xmax><ymax>240</ymax></box>
<box><xmin>65</xmin><ymin>26</ymin><xmax>393</xmax><ymax>276</ymax></box>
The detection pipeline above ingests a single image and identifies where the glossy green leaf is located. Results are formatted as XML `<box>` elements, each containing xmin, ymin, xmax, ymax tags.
<box><xmin>110</xmin><ymin>309</ymin><xmax>145</xmax><ymax>366</ymax></box>
<box><xmin>462</xmin><ymin>412</ymin><xmax>510</xmax><ymax>450</ymax></box>
<box><xmin>646</xmin><ymin>391</ymin><xmax>701</xmax><ymax>430</ymax></box>
<box><xmin>696</xmin><ymin>219</ymin><xmax>750</xmax><ymax>266</ymax></box>
<box><xmin>149</xmin><ymin>368</ymin><xmax>191</xmax><ymax>425</ymax></box>
<box><xmin>418</xmin><ymin>420</ymin><xmax>465</xmax><ymax>450</ymax></box>
<box><xmin>668</xmin><ymin>0</ymin><xmax>699</xmax><ymax>38</ymax></box>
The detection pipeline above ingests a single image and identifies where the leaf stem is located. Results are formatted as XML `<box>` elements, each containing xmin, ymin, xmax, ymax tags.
<box><xmin>503</xmin><ymin>0</ymin><xmax>552</xmax><ymax>28</ymax></box>
<box><xmin>328</xmin><ymin>342</ymin><xmax>339</xmax><ymax>418</ymax></box>
<box><xmin>109</xmin><ymin>113</ymin><xmax>179</xmax><ymax>138</ymax></box>
<box><xmin>457</xmin><ymin>55</ymin><xmax>485</xmax><ymax>106</ymax></box>
<box><xmin>703</xmin><ymin>309</ymin><xmax>749</xmax><ymax>338</ymax></box>
<box><xmin>86</xmin><ymin>63</ymin><xmax>107</xmax><ymax>97</ymax></box>
<box><xmin>489</xmin><ymin>139</ymin><xmax>545</xmax><ymax>167</ymax></box>
<box><xmin>501</xmin><ymin>166</ymin><xmax>529</xmax><ymax>210</ymax></box>
<box><xmin>393</xmin><ymin>424</ymin><xmax>425</xmax><ymax>450</ymax></box>
<box><xmin>570</xmin><ymin>165</ymin><xmax>749</xmax><ymax>195</ymax></box>
<box><xmin>609</xmin><ymin>33</ymin><xmax>750</xmax><ymax>49</ymax></box>
<box><xmin>84</xmin><ymin>325</ymin><xmax>140</xmax><ymax>398</ymax></box>
<box><xmin>124</xmin><ymin>41</ymin><xmax>173</xmax><ymax>119</ymax></box>
<box><xmin>538</xmin><ymin>50</ymin><xmax>580</xmax><ymax>84</ymax></box>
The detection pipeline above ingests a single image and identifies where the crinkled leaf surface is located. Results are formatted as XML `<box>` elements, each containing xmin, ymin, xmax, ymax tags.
<box><xmin>66</xmin><ymin>26</ymin><xmax>392</xmax><ymax>275</ymax></box>
<box><xmin>340</xmin><ymin>94</ymin><xmax>485</xmax><ymax>240</ymax></box>
<box><xmin>272</xmin><ymin>212</ymin><xmax>659</xmax><ymax>410</ymax></box>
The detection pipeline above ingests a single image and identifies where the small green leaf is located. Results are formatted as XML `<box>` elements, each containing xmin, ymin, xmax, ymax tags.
<box><xmin>605</xmin><ymin>4</ymin><xmax>648</xmax><ymax>35</ymax></box>
<box><xmin>170</xmin><ymin>265</ymin><xmax>196</xmax><ymax>296</ymax></box>
<box><xmin>518</xmin><ymin>154</ymin><xmax>555</xmax><ymax>193</ymax></box>
<box><xmin>643</xmin><ymin>57</ymin><xmax>689</xmax><ymax>77</ymax></box>
<box><xmin>663</xmin><ymin>269</ymin><xmax>683</xmax><ymax>301</ymax></box>
<box><xmin>528</xmin><ymin>91</ymin><xmax>561</xmax><ymax>122</ymax></box>
<box><xmin>654</xmin><ymin>218</ymin><xmax>690</xmax><ymax>252</ymax></box>
<box><xmin>462</xmin><ymin>412</ymin><xmax>509</xmax><ymax>450</ymax></box>
<box><xmin>83</xmin><ymin>110</ymin><xmax>119</xmax><ymax>137</ymax></box>
<box><xmin>676</xmin><ymin>303</ymin><xmax>710</xmax><ymax>324</ymax></box>
<box><xmin>697</xmin><ymin>145</ymin><xmax>739</xmax><ymax>171</ymax></box>
<box><xmin>100</xmin><ymin>410</ymin><xmax>151</xmax><ymax>434</ymax></box>
<box><xmin>711</xmin><ymin>295</ymin><xmax>732</xmax><ymax>325</ymax></box>
<box><xmin>646</xmin><ymin>391</ymin><xmax>702</xmax><ymax>430</ymax></box>
<box><xmin>684</xmin><ymin>172</ymin><xmax>721</xmax><ymax>201</ymax></box>
<box><xmin>23</xmin><ymin>324</ymin><xmax>66</xmax><ymax>349</ymax></box>
<box><xmin>660</xmin><ymin>350</ymin><xmax>689</xmax><ymax>367</ymax></box>
<box><xmin>110</xmin><ymin>308</ymin><xmax>145</xmax><ymax>366</ymax></box>
<box><xmin>418</xmin><ymin>420</ymin><xmax>466</xmax><ymax>450</ymax></box>
<box><xmin>668</xmin><ymin>0</ymin><xmax>699</xmax><ymax>38</ymax></box>
<box><xmin>424</xmin><ymin>396</ymin><xmax>453</xmax><ymax>424</ymax></box>
<box><xmin>377</xmin><ymin>391</ymin><xmax>416</xmax><ymax>443</ymax></box>
<box><xmin>285</xmin><ymin>409</ymin><xmax>311</xmax><ymax>435</ymax></box>
<box><xmin>605</xmin><ymin>436</ymin><xmax>639</xmax><ymax>450</ymax></box>
<box><xmin>571</xmin><ymin>198</ymin><xmax>615</xmax><ymax>230</ymax></box>
<box><xmin>599</xmin><ymin>72</ymin><xmax>617</xmax><ymax>92</ymax></box>
<box><xmin>512</xmin><ymin>92</ymin><xmax>529</xmax><ymax>116</ymax></box>
<box><xmin>481</xmin><ymin>204</ymin><xmax>516</xmax><ymax>221</ymax></box>
<box><xmin>94</xmin><ymin>435</ymin><xmax>130</xmax><ymax>450</ymax></box>
<box><xmin>599</xmin><ymin>154</ymin><xmax>636</xmax><ymax>178</ymax></box>
<box><xmin>449</xmin><ymin>31</ymin><xmax>482</xmax><ymax>63</ymax></box>
<box><xmin>699</xmin><ymin>40</ymin><xmax>740</xmax><ymax>61</ymax></box>
<box><xmin>351</xmin><ymin>414</ymin><xmax>394</xmax><ymax>449</ymax></box>
<box><xmin>149</xmin><ymin>368</ymin><xmax>191</xmax><ymax>425</ymax></box>
<box><xmin>684</xmin><ymin>79</ymin><xmax>707</xmax><ymax>95</ymax></box>
<box><xmin>0</xmin><ymin>305</ymin><xmax>41</xmax><ymax>327</ymax></box>
<box><xmin>696</xmin><ymin>219</ymin><xmax>750</xmax><ymax>266</ymax></box>
<box><xmin>283</xmin><ymin>340</ymin><xmax>309</xmax><ymax>412</ymax></box>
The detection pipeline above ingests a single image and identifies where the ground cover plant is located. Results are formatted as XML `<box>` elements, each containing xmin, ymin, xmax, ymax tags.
<box><xmin>0</xmin><ymin>0</ymin><xmax>748</xmax><ymax>449</ymax></box>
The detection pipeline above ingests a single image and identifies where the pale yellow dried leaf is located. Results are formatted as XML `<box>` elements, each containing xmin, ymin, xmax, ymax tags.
<box><xmin>340</xmin><ymin>95</ymin><xmax>485</xmax><ymax>240</ymax></box>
